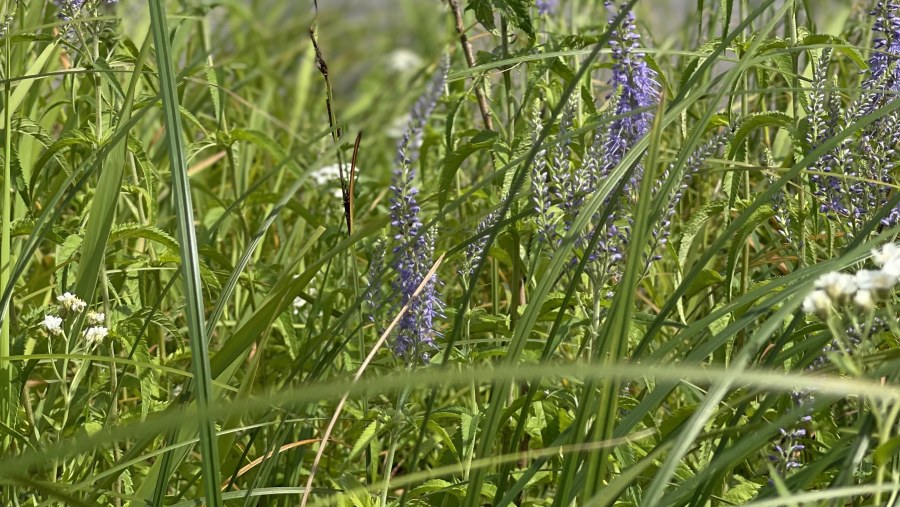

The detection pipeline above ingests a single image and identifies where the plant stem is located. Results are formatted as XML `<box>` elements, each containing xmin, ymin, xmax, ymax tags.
<box><xmin>380</xmin><ymin>387</ymin><xmax>409</xmax><ymax>507</ymax></box>
<box><xmin>0</xmin><ymin>23</ymin><xmax>11</xmax><ymax>462</ymax></box>
<box><xmin>447</xmin><ymin>0</ymin><xmax>494</xmax><ymax>132</ymax></box>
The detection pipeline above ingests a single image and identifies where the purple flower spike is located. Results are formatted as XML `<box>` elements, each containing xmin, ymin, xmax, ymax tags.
<box><xmin>387</xmin><ymin>56</ymin><xmax>449</xmax><ymax>362</ymax></box>
<box><xmin>604</xmin><ymin>0</ymin><xmax>660</xmax><ymax>187</ymax></box>
<box><xmin>867</xmin><ymin>1</ymin><xmax>900</xmax><ymax>92</ymax></box>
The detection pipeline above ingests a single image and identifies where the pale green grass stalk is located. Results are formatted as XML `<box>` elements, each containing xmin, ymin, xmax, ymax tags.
<box><xmin>147</xmin><ymin>1</ymin><xmax>222</xmax><ymax>505</ymax></box>
<box><xmin>0</xmin><ymin>24</ymin><xmax>12</xmax><ymax>467</ymax></box>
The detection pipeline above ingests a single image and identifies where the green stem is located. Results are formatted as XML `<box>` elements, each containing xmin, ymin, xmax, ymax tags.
<box><xmin>380</xmin><ymin>387</ymin><xmax>410</xmax><ymax>507</ymax></box>
<box><xmin>789</xmin><ymin>2</ymin><xmax>806</xmax><ymax>268</ymax></box>
<box><xmin>0</xmin><ymin>25</ymin><xmax>11</xmax><ymax>459</ymax></box>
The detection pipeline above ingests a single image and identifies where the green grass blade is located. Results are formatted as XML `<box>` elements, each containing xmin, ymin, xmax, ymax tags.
<box><xmin>0</xmin><ymin>28</ymin><xmax>12</xmax><ymax>463</ymax></box>
<box><xmin>73</xmin><ymin>27</ymin><xmax>149</xmax><ymax>330</ymax></box>
<box><xmin>147</xmin><ymin>1</ymin><xmax>222</xmax><ymax>505</ymax></box>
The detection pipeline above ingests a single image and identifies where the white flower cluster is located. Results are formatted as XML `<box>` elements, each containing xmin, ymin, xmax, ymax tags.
<box><xmin>803</xmin><ymin>243</ymin><xmax>900</xmax><ymax>316</ymax></box>
<box><xmin>43</xmin><ymin>315</ymin><xmax>63</xmax><ymax>335</ymax></box>
<box><xmin>309</xmin><ymin>164</ymin><xmax>342</xmax><ymax>186</ymax></box>
<box><xmin>56</xmin><ymin>292</ymin><xmax>86</xmax><ymax>312</ymax></box>
<box><xmin>308</xmin><ymin>164</ymin><xmax>355</xmax><ymax>198</ymax></box>
<box><xmin>42</xmin><ymin>291</ymin><xmax>109</xmax><ymax>346</ymax></box>
<box><xmin>83</xmin><ymin>326</ymin><xmax>109</xmax><ymax>347</ymax></box>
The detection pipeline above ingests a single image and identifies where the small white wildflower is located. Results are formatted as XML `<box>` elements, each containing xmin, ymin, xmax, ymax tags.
<box><xmin>43</xmin><ymin>315</ymin><xmax>63</xmax><ymax>335</ymax></box>
<box><xmin>881</xmin><ymin>258</ymin><xmax>900</xmax><ymax>280</ymax></box>
<box><xmin>308</xmin><ymin>164</ymin><xmax>351</xmax><ymax>198</ymax></box>
<box><xmin>802</xmin><ymin>289</ymin><xmax>832</xmax><ymax>316</ymax></box>
<box><xmin>872</xmin><ymin>243</ymin><xmax>900</xmax><ymax>267</ymax></box>
<box><xmin>57</xmin><ymin>292</ymin><xmax>87</xmax><ymax>312</ymax></box>
<box><xmin>87</xmin><ymin>311</ymin><xmax>105</xmax><ymax>325</ymax></box>
<box><xmin>308</xmin><ymin>164</ymin><xmax>343</xmax><ymax>186</ymax></box>
<box><xmin>83</xmin><ymin>326</ymin><xmax>108</xmax><ymax>347</ymax></box>
<box><xmin>855</xmin><ymin>269</ymin><xmax>896</xmax><ymax>298</ymax></box>
<box><xmin>814</xmin><ymin>272</ymin><xmax>857</xmax><ymax>303</ymax></box>
<box><xmin>854</xmin><ymin>289</ymin><xmax>876</xmax><ymax>311</ymax></box>
<box><xmin>387</xmin><ymin>48</ymin><xmax>422</xmax><ymax>72</ymax></box>
<box><xmin>292</xmin><ymin>296</ymin><xmax>306</xmax><ymax>315</ymax></box>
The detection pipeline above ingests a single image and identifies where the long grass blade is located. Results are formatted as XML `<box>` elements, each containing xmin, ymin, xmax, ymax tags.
<box><xmin>147</xmin><ymin>1</ymin><xmax>222</xmax><ymax>505</ymax></box>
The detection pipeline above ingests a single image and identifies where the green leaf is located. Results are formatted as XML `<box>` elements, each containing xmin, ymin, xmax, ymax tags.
<box><xmin>439</xmin><ymin>130</ymin><xmax>497</xmax><ymax>209</ymax></box>
<box><xmin>109</xmin><ymin>223</ymin><xmax>179</xmax><ymax>253</ymax></box>
<box><xmin>412</xmin><ymin>479</ymin><xmax>456</xmax><ymax>495</ymax></box>
<box><xmin>727</xmin><ymin>112</ymin><xmax>794</xmax><ymax>160</ymax></box>
<box><xmin>875</xmin><ymin>434</ymin><xmax>900</xmax><ymax>467</ymax></box>
<box><xmin>147</xmin><ymin>1</ymin><xmax>223</xmax><ymax>504</ymax></box>
<box><xmin>685</xmin><ymin>268</ymin><xmax>726</xmax><ymax>299</ymax></box>
<box><xmin>800</xmin><ymin>33</ymin><xmax>867</xmax><ymax>69</ymax></box>
<box><xmin>348</xmin><ymin>420</ymin><xmax>380</xmax><ymax>461</ymax></box>
<box><xmin>497</xmin><ymin>0</ymin><xmax>534</xmax><ymax>39</ymax></box>
<box><xmin>466</xmin><ymin>0</ymin><xmax>496</xmax><ymax>31</ymax></box>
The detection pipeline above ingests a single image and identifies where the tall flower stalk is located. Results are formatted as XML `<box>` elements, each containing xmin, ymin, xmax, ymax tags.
<box><xmin>806</xmin><ymin>3</ymin><xmax>900</xmax><ymax>234</ymax></box>
<box><xmin>386</xmin><ymin>56</ymin><xmax>449</xmax><ymax>362</ymax></box>
<box><xmin>528</xmin><ymin>1</ymin><xmax>668</xmax><ymax>288</ymax></box>
<box><xmin>604</xmin><ymin>0</ymin><xmax>659</xmax><ymax>191</ymax></box>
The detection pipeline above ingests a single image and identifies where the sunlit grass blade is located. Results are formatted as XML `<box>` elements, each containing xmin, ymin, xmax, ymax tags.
<box><xmin>72</xmin><ymin>32</ymin><xmax>147</xmax><ymax>312</ymax></box>
<box><xmin>0</xmin><ymin>28</ymin><xmax>12</xmax><ymax>466</ymax></box>
<box><xmin>147</xmin><ymin>0</ymin><xmax>222</xmax><ymax>504</ymax></box>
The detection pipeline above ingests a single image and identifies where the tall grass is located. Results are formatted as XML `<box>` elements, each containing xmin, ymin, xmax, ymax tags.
<box><xmin>3</xmin><ymin>0</ymin><xmax>900</xmax><ymax>505</ymax></box>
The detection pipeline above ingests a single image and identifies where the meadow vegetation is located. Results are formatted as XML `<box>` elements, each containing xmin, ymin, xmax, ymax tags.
<box><xmin>4</xmin><ymin>0</ymin><xmax>900</xmax><ymax>505</ymax></box>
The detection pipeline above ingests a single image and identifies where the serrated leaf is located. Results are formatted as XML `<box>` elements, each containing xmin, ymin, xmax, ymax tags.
<box><xmin>109</xmin><ymin>223</ymin><xmax>179</xmax><ymax>252</ymax></box>
<box><xmin>349</xmin><ymin>420</ymin><xmax>380</xmax><ymax>461</ymax></box>
<box><xmin>497</xmin><ymin>0</ymin><xmax>534</xmax><ymax>39</ymax></box>
<box><xmin>412</xmin><ymin>479</ymin><xmax>456</xmax><ymax>494</ymax></box>
<box><xmin>426</xmin><ymin>419</ymin><xmax>460</xmax><ymax>458</ymax></box>
<box><xmin>466</xmin><ymin>0</ymin><xmax>496</xmax><ymax>31</ymax></box>
<box><xmin>58</xmin><ymin>234</ymin><xmax>83</xmax><ymax>264</ymax></box>
<box><xmin>684</xmin><ymin>268</ymin><xmax>726</xmax><ymax>299</ymax></box>
<box><xmin>801</xmin><ymin>33</ymin><xmax>867</xmax><ymax>70</ymax></box>
<box><xmin>722</xmin><ymin>476</ymin><xmax>762</xmax><ymax>503</ymax></box>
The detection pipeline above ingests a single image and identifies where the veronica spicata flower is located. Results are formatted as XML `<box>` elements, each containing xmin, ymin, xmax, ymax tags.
<box><xmin>769</xmin><ymin>427</ymin><xmax>807</xmax><ymax>475</ymax></box>
<box><xmin>866</xmin><ymin>1</ymin><xmax>900</xmax><ymax>91</ymax></box>
<box><xmin>530</xmin><ymin>101</ymin><xmax>558</xmax><ymax>244</ymax></box>
<box><xmin>806</xmin><ymin>5</ymin><xmax>900</xmax><ymax>232</ymax></box>
<box><xmin>462</xmin><ymin>211</ymin><xmax>500</xmax><ymax>279</ymax></box>
<box><xmin>604</xmin><ymin>0</ymin><xmax>659</xmax><ymax>187</ymax></box>
<box><xmin>387</xmin><ymin>56</ymin><xmax>449</xmax><ymax>361</ymax></box>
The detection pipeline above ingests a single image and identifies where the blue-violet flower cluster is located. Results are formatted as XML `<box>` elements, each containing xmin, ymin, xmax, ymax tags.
<box><xmin>384</xmin><ymin>56</ymin><xmax>449</xmax><ymax>362</ymax></box>
<box><xmin>806</xmin><ymin>3</ymin><xmax>900</xmax><ymax>234</ymax></box>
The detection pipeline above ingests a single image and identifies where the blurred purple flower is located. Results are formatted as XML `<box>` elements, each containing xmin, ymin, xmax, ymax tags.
<box><xmin>536</xmin><ymin>0</ymin><xmax>557</xmax><ymax>15</ymax></box>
